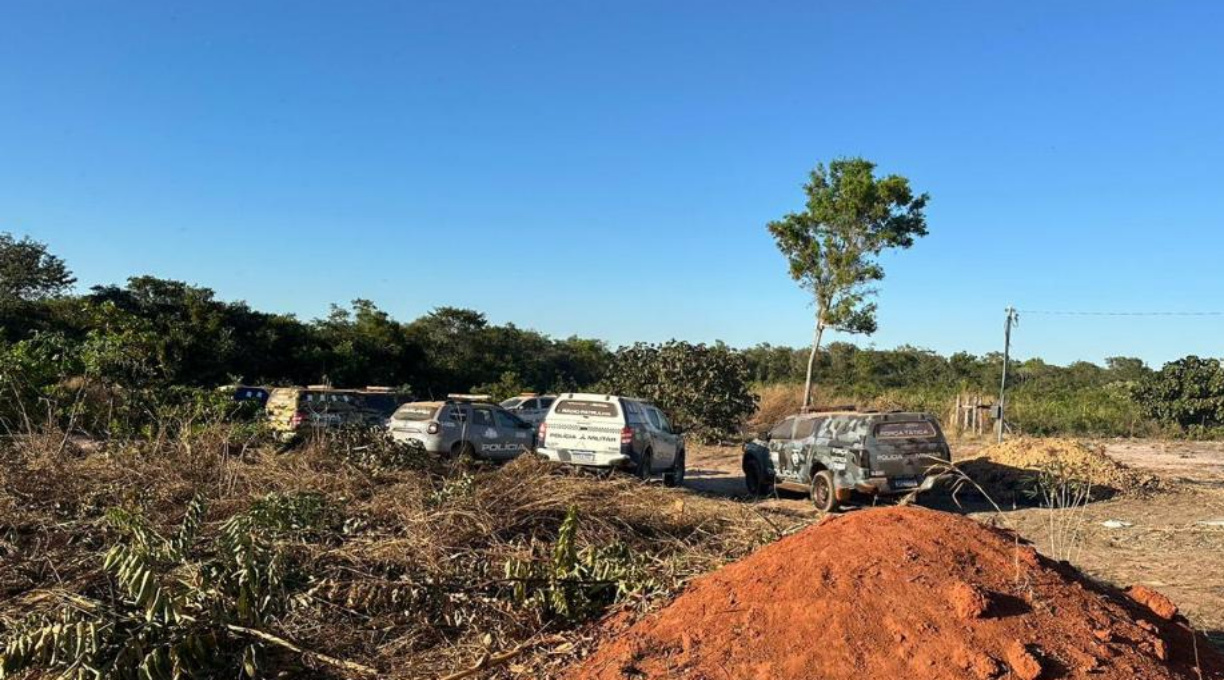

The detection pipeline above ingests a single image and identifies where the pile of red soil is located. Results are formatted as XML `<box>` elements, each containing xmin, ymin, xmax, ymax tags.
<box><xmin>570</xmin><ymin>507</ymin><xmax>1223</xmax><ymax>680</ymax></box>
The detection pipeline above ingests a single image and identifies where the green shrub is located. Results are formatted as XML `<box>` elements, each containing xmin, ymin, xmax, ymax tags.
<box><xmin>599</xmin><ymin>341</ymin><xmax>757</xmax><ymax>442</ymax></box>
<box><xmin>1130</xmin><ymin>356</ymin><xmax>1224</xmax><ymax>430</ymax></box>
<box><xmin>504</xmin><ymin>506</ymin><xmax>658</xmax><ymax>622</ymax></box>
<box><xmin>0</xmin><ymin>492</ymin><xmax>329</xmax><ymax>680</ymax></box>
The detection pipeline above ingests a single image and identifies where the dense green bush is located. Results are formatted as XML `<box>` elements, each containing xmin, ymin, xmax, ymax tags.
<box><xmin>598</xmin><ymin>341</ymin><xmax>758</xmax><ymax>442</ymax></box>
<box><xmin>1130</xmin><ymin>356</ymin><xmax>1224</xmax><ymax>431</ymax></box>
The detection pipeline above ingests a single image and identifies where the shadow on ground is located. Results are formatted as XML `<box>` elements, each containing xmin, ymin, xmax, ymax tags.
<box><xmin>685</xmin><ymin>456</ymin><xmax>1121</xmax><ymax>514</ymax></box>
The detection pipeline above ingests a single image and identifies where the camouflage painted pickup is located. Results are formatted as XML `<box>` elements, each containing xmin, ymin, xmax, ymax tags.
<box><xmin>741</xmin><ymin>411</ymin><xmax>950</xmax><ymax>512</ymax></box>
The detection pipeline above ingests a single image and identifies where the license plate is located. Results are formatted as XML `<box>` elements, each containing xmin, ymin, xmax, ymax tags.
<box><xmin>892</xmin><ymin>477</ymin><xmax>919</xmax><ymax>489</ymax></box>
<box><xmin>569</xmin><ymin>451</ymin><xmax>595</xmax><ymax>463</ymax></box>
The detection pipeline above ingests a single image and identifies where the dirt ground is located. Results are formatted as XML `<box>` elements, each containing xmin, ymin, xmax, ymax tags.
<box><xmin>682</xmin><ymin>439</ymin><xmax>1224</xmax><ymax>648</ymax></box>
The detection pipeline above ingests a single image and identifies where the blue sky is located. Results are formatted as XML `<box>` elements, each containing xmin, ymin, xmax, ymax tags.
<box><xmin>2</xmin><ymin>1</ymin><xmax>1223</xmax><ymax>366</ymax></box>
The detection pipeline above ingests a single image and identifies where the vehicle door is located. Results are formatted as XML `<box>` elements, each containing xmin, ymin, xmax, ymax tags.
<box><xmin>767</xmin><ymin>417</ymin><xmax>797</xmax><ymax>481</ymax></box>
<box><xmin>491</xmin><ymin>408</ymin><xmax>534</xmax><ymax>459</ymax></box>
<box><xmin>644</xmin><ymin>407</ymin><xmax>677</xmax><ymax>470</ymax></box>
<box><xmin>467</xmin><ymin>406</ymin><xmax>501</xmax><ymax>458</ymax></box>
<box><xmin>620</xmin><ymin>400</ymin><xmax>648</xmax><ymax>454</ymax></box>
<box><xmin>818</xmin><ymin>417</ymin><xmax>867</xmax><ymax>475</ymax></box>
<box><xmin>785</xmin><ymin>416</ymin><xmax>823</xmax><ymax>480</ymax></box>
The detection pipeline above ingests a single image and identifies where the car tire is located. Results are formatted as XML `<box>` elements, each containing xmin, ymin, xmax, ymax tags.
<box><xmin>811</xmin><ymin>469</ymin><xmax>839</xmax><ymax>513</ymax></box>
<box><xmin>743</xmin><ymin>457</ymin><xmax>771</xmax><ymax>496</ymax></box>
<box><xmin>636</xmin><ymin>449</ymin><xmax>654</xmax><ymax>481</ymax></box>
<box><xmin>663</xmin><ymin>448</ymin><xmax>686</xmax><ymax>488</ymax></box>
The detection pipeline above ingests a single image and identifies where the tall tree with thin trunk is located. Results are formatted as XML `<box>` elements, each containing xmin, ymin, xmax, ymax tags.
<box><xmin>768</xmin><ymin>158</ymin><xmax>929</xmax><ymax>411</ymax></box>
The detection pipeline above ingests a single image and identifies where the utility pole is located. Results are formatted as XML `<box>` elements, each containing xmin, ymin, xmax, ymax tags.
<box><xmin>996</xmin><ymin>307</ymin><xmax>1018</xmax><ymax>443</ymax></box>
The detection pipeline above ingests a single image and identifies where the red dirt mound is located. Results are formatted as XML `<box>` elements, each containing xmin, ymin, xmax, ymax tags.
<box><xmin>570</xmin><ymin>507</ymin><xmax>1223</xmax><ymax>680</ymax></box>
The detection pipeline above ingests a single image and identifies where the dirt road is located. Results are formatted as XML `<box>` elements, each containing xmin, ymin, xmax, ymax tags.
<box><xmin>682</xmin><ymin>439</ymin><xmax>1224</xmax><ymax>646</ymax></box>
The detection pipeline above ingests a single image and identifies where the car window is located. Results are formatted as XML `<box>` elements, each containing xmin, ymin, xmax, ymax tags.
<box><xmin>472</xmin><ymin>407</ymin><xmax>495</xmax><ymax>427</ymax></box>
<box><xmin>494</xmin><ymin>410</ymin><xmax>521</xmax><ymax>428</ymax></box>
<box><xmin>446</xmin><ymin>405</ymin><xmax>469</xmax><ymax>422</ymax></box>
<box><xmin>793</xmin><ymin>417</ymin><xmax>818</xmax><ymax>439</ymax></box>
<box><xmin>655</xmin><ymin>410</ymin><xmax>673</xmax><ymax>433</ymax></box>
<box><xmin>521</xmin><ymin>399</ymin><xmax>538</xmax><ymax>410</ymax></box>
<box><xmin>539</xmin><ymin>397</ymin><xmax>555</xmax><ymax>409</ymax></box>
<box><xmin>555</xmin><ymin>399</ymin><xmax>620</xmax><ymax>418</ymax></box>
<box><xmin>875</xmin><ymin>421</ymin><xmax>937</xmax><ymax>439</ymax></box>
<box><xmin>500</xmin><ymin>398</ymin><xmax>523</xmax><ymax>409</ymax></box>
<box><xmin>394</xmin><ymin>404</ymin><xmax>437</xmax><ymax>421</ymax></box>
<box><xmin>622</xmin><ymin>400</ymin><xmax>640</xmax><ymax>424</ymax></box>
<box><xmin>769</xmin><ymin>417</ymin><xmax>795</xmax><ymax>440</ymax></box>
<box><xmin>646</xmin><ymin>409</ymin><xmax>663</xmax><ymax>430</ymax></box>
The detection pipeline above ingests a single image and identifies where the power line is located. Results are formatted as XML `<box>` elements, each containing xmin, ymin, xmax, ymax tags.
<box><xmin>1017</xmin><ymin>309</ymin><xmax>1224</xmax><ymax>317</ymax></box>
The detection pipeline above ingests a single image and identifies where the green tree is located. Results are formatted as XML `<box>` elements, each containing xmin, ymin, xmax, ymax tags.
<box><xmin>767</xmin><ymin>158</ymin><xmax>929</xmax><ymax>411</ymax></box>
<box><xmin>1131</xmin><ymin>356</ymin><xmax>1224</xmax><ymax>430</ymax></box>
<box><xmin>0</xmin><ymin>233</ymin><xmax>76</xmax><ymax>305</ymax></box>
<box><xmin>313</xmin><ymin>299</ymin><xmax>423</xmax><ymax>388</ymax></box>
<box><xmin>1104</xmin><ymin>356</ymin><xmax>1151</xmax><ymax>383</ymax></box>
<box><xmin>598</xmin><ymin>341</ymin><xmax>757</xmax><ymax>442</ymax></box>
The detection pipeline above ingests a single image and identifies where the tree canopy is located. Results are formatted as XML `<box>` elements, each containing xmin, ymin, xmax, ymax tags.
<box><xmin>0</xmin><ymin>232</ymin><xmax>76</xmax><ymax>304</ymax></box>
<box><xmin>767</xmin><ymin>158</ymin><xmax>929</xmax><ymax>409</ymax></box>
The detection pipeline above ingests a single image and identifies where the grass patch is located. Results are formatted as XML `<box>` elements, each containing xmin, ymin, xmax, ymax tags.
<box><xmin>0</xmin><ymin>426</ymin><xmax>787</xmax><ymax>678</ymax></box>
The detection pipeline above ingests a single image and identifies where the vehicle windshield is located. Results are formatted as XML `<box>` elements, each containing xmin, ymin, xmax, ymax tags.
<box><xmin>393</xmin><ymin>404</ymin><xmax>438</xmax><ymax>421</ymax></box>
<box><xmin>500</xmin><ymin>398</ymin><xmax>524</xmax><ymax>408</ymax></box>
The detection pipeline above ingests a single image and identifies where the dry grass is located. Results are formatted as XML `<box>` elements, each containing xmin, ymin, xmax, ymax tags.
<box><xmin>0</xmin><ymin>426</ymin><xmax>784</xmax><ymax>679</ymax></box>
<box><xmin>748</xmin><ymin>383</ymin><xmax>917</xmax><ymax>432</ymax></box>
<box><xmin>956</xmin><ymin>437</ymin><xmax>1159</xmax><ymax>504</ymax></box>
<box><xmin>750</xmin><ymin>384</ymin><xmax>806</xmax><ymax>432</ymax></box>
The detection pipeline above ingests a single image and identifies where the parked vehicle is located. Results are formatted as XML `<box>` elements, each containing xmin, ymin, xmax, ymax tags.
<box><xmin>356</xmin><ymin>386</ymin><xmax>414</xmax><ymax>425</ymax></box>
<box><xmin>741</xmin><ymin>411</ymin><xmax>950</xmax><ymax>512</ymax></box>
<box><xmin>499</xmin><ymin>393</ymin><xmax>556</xmax><ymax>425</ymax></box>
<box><xmin>388</xmin><ymin>395</ymin><xmax>536</xmax><ymax>461</ymax></box>
<box><xmin>266</xmin><ymin>386</ymin><xmax>404</xmax><ymax>442</ymax></box>
<box><xmin>230</xmin><ymin>385</ymin><xmax>270</xmax><ymax>405</ymax></box>
<box><xmin>536</xmin><ymin>393</ymin><xmax>685</xmax><ymax>486</ymax></box>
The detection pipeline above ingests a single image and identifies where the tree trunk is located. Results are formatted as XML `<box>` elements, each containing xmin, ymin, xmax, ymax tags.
<box><xmin>801</xmin><ymin>318</ymin><xmax>826</xmax><ymax>412</ymax></box>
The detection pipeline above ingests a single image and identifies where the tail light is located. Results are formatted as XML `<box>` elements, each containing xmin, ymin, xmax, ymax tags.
<box><xmin>620</xmin><ymin>426</ymin><xmax>633</xmax><ymax>446</ymax></box>
<box><xmin>290</xmin><ymin>412</ymin><xmax>307</xmax><ymax>427</ymax></box>
<box><xmin>538</xmin><ymin>422</ymin><xmax>548</xmax><ymax>444</ymax></box>
<box><xmin>426</xmin><ymin>421</ymin><xmax>441</xmax><ymax>435</ymax></box>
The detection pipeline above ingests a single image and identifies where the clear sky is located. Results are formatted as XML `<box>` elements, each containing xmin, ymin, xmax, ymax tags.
<box><xmin>3</xmin><ymin>1</ymin><xmax>1223</xmax><ymax>367</ymax></box>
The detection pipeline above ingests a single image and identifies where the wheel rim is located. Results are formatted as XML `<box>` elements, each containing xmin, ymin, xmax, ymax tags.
<box><xmin>813</xmin><ymin>476</ymin><xmax>831</xmax><ymax>508</ymax></box>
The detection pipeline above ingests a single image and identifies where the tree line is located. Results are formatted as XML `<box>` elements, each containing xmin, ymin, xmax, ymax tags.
<box><xmin>1</xmin><ymin>232</ymin><xmax>1222</xmax><ymax>438</ymax></box>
